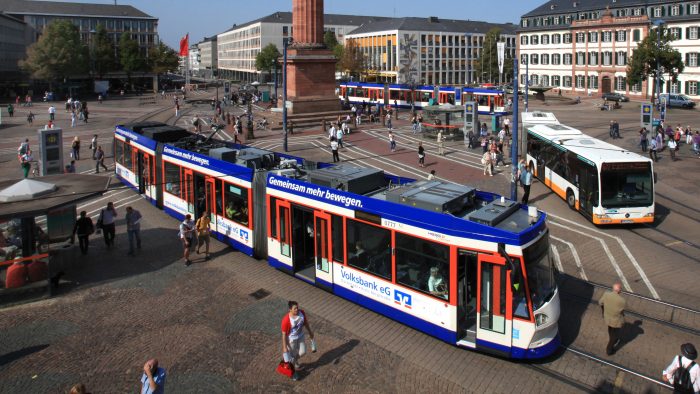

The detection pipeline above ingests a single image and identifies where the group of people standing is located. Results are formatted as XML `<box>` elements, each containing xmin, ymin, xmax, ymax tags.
<box><xmin>639</xmin><ymin>123</ymin><xmax>699</xmax><ymax>162</ymax></box>
<box><xmin>71</xmin><ymin>202</ymin><xmax>142</xmax><ymax>256</ymax></box>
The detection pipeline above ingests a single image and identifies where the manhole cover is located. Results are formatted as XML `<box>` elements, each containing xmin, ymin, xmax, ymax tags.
<box><xmin>249</xmin><ymin>288</ymin><xmax>271</xmax><ymax>300</ymax></box>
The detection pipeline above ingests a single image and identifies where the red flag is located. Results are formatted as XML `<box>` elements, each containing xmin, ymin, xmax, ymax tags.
<box><xmin>179</xmin><ymin>34</ymin><xmax>189</xmax><ymax>56</ymax></box>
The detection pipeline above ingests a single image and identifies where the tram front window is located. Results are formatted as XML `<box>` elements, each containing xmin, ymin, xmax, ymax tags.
<box><xmin>600</xmin><ymin>162</ymin><xmax>653</xmax><ymax>208</ymax></box>
<box><xmin>522</xmin><ymin>233</ymin><xmax>555</xmax><ymax>311</ymax></box>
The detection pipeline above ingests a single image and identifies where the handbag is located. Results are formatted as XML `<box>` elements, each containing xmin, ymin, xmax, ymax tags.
<box><xmin>276</xmin><ymin>359</ymin><xmax>295</xmax><ymax>378</ymax></box>
<box><xmin>95</xmin><ymin>210</ymin><xmax>104</xmax><ymax>234</ymax></box>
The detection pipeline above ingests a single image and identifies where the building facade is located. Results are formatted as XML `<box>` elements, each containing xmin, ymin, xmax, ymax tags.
<box><xmin>197</xmin><ymin>36</ymin><xmax>218</xmax><ymax>79</ymax></box>
<box><xmin>519</xmin><ymin>0</ymin><xmax>700</xmax><ymax>100</ymax></box>
<box><xmin>345</xmin><ymin>17</ymin><xmax>517</xmax><ymax>85</ymax></box>
<box><xmin>0</xmin><ymin>13</ymin><xmax>28</xmax><ymax>76</ymax></box>
<box><xmin>216</xmin><ymin>12</ymin><xmax>388</xmax><ymax>82</ymax></box>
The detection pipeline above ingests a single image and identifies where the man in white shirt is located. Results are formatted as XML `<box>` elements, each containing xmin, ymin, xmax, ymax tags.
<box><xmin>662</xmin><ymin>343</ymin><xmax>699</xmax><ymax>393</ymax></box>
<box><xmin>48</xmin><ymin>105</ymin><xmax>56</xmax><ymax>121</ymax></box>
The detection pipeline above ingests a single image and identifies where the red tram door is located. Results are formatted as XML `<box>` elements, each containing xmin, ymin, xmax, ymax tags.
<box><xmin>183</xmin><ymin>169</ymin><xmax>195</xmax><ymax>215</ymax></box>
<box><xmin>204</xmin><ymin>177</ymin><xmax>217</xmax><ymax>228</ymax></box>
<box><xmin>313</xmin><ymin>211</ymin><xmax>332</xmax><ymax>290</ymax></box>
<box><xmin>277</xmin><ymin>200</ymin><xmax>292</xmax><ymax>260</ymax></box>
<box><xmin>476</xmin><ymin>254</ymin><xmax>513</xmax><ymax>356</ymax></box>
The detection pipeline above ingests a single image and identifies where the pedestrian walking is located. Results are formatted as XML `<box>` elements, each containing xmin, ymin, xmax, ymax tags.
<box><xmin>180</xmin><ymin>214</ymin><xmax>195</xmax><ymax>266</ymax></box>
<box><xmin>7</xmin><ymin>104</ymin><xmax>13</xmax><ymax>117</ymax></box>
<box><xmin>71</xmin><ymin>136</ymin><xmax>81</xmax><ymax>160</ymax></box>
<box><xmin>125</xmin><ymin>206</ymin><xmax>142</xmax><ymax>256</ymax></box>
<box><xmin>98</xmin><ymin>202</ymin><xmax>117</xmax><ymax>248</ymax></box>
<box><xmin>95</xmin><ymin>146</ymin><xmax>108</xmax><ymax>173</ymax></box>
<box><xmin>503</xmin><ymin>117</ymin><xmax>510</xmax><ymax>135</ymax></box>
<box><xmin>71</xmin><ymin>111</ymin><xmax>76</xmax><ymax>127</ymax></box>
<box><xmin>393</xmin><ymin>100</ymin><xmax>399</xmax><ymax>119</ymax></box>
<box><xmin>520</xmin><ymin>162</ymin><xmax>533</xmax><ymax>204</ymax></box>
<box><xmin>19</xmin><ymin>149</ymin><xmax>33</xmax><ymax>178</ymax></box>
<box><xmin>48</xmin><ymin>105</ymin><xmax>56</xmax><ymax>121</ymax></box>
<box><xmin>26</xmin><ymin>111</ymin><xmax>34</xmax><ymax>125</ymax></box>
<box><xmin>336</xmin><ymin>126</ymin><xmax>344</xmax><ymax>148</ymax></box>
<box><xmin>411</xmin><ymin>115</ymin><xmax>418</xmax><ymax>133</ymax></box>
<box><xmin>598</xmin><ymin>282</ymin><xmax>626</xmax><ymax>355</ymax></box>
<box><xmin>482</xmin><ymin>150</ymin><xmax>493</xmax><ymax>176</ymax></box>
<box><xmin>281</xmin><ymin>300</ymin><xmax>316</xmax><ymax>381</ymax></box>
<box><xmin>668</xmin><ymin>139</ymin><xmax>678</xmax><ymax>161</ymax></box>
<box><xmin>386</xmin><ymin>112</ymin><xmax>392</xmax><ymax>130</ymax></box>
<box><xmin>649</xmin><ymin>137</ymin><xmax>659</xmax><ymax>162</ymax></box>
<box><xmin>417</xmin><ymin>113</ymin><xmax>423</xmax><ymax>133</ymax></box>
<box><xmin>437</xmin><ymin>130</ymin><xmax>444</xmax><ymax>155</ymax></box>
<box><xmin>639</xmin><ymin>128</ymin><xmax>649</xmax><ymax>152</ymax></box>
<box><xmin>72</xmin><ymin>211</ymin><xmax>94</xmax><ymax>255</ymax></box>
<box><xmin>330</xmin><ymin>137</ymin><xmax>340</xmax><ymax>162</ymax></box>
<box><xmin>90</xmin><ymin>134</ymin><xmax>98</xmax><ymax>159</ymax></box>
<box><xmin>662</xmin><ymin>343</ymin><xmax>699</xmax><ymax>393</ymax></box>
<box><xmin>609</xmin><ymin>120</ymin><xmax>615</xmax><ymax>138</ymax></box>
<box><xmin>140</xmin><ymin>358</ymin><xmax>166</xmax><ymax>394</ymax></box>
<box><xmin>388</xmin><ymin>131</ymin><xmax>396</xmax><ymax>152</ymax></box>
<box><xmin>418</xmin><ymin>142</ymin><xmax>425</xmax><ymax>167</ymax></box>
<box><xmin>82</xmin><ymin>103</ymin><xmax>89</xmax><ymax>123</ymax></box>
<box><xmin>195</xmin><ymin>210</ymin><xmax>211</xmax><ymax>260</ymax></box>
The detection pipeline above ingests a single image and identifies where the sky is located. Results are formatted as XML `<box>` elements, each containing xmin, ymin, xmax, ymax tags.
<box><xmin>49</xmin><ymin>0</ymin><xmax>540</xmax><ymax>48</ymax></box>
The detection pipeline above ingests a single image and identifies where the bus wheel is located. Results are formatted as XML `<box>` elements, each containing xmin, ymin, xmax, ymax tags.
<box><xmin>566</xmin><ymin>189</ymin><xmax>576</xmax><ymax>210</ymax></box>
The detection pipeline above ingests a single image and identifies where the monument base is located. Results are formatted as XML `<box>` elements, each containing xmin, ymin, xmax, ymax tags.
<box><xmin>286</xmin><ymin>95</ymin><xmax>340</xmax><ymax>114</ymax></box>
<box><xmin>286</xmin><ymin>46</ymin><xmax>337</xmax><ymax>115</ymax></box>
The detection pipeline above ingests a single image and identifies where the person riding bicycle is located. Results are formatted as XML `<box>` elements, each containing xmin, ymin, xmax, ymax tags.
<box><xmin>257</xmin><ymin>117</ymin><xmax>268</xmax><ymax>130</ymax></box>
<box><xmin>20</xmin><ymin>149</ymin><xmax>34</xmax><ymax>178</ymax></box>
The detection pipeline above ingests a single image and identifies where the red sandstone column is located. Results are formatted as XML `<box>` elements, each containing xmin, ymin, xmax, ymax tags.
<box><xmin>292</xmin><ymin>0</ymin><xmax>324</xmax><ymax>45</ymax></box>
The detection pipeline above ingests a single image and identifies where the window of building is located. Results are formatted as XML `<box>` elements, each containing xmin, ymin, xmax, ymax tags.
<box><xmin>552</xmin><ymin>33</ymin><xmax>561</xmax><ymax>44</ymax></box>
<box><xmin>616</xmin><ymin>51</ymin><xmax>627</xmax><ymax>66</ymax></box>
<box><xmin>521</xmin><ymin>35</ymin><xmax>528</xmax><ymax>45</ymax></box>
<box><xmin>615</xmin><ymin>76</ymin><xmax>626</xmax><ymax>91</ymax></box>
<box><xmin>576</xmin><ymin>75</ymin><xmax>585</xmax><ymax>88</ymax></box>
<box><xmin>670</xmin><ymin>81</ymin><xmax>680</xmax><ymax>94</ymax></box>
<box><xmin>395</xmin><ymin>232</ymin><xmax>450</xmax><ymax>301</ymax></box>
<box><xmin>541</xmin><ymin>75</ymin><xmax>549</xmax><ymax>86</ymax></box>
<box><xmin>531</xmin><ymin>54</ymin><xmax>539</xmax><ymax>64</ymax></box>
<box><xmin>588</xmin><ymin>75</ymin><xmax>598</xmax><ymax>89</ymax></box>
<box><xmin>552</xmin><ymin>53</ymin><xmax>561</xmax><ymax>65</ymax></box>
<box><xmin>603</xmin><ymin>31</ymin><xmax>612</xmax><ymax>42</ymax></box>
<box><xmin>531</xmin><ymin>74</ymin><xmax>539</xmax><ymax>85</ymax></box>
<box><xmin>589</xmin><ymin>31</ymin><xmax>598</xmax><ymax>43</ymax></box>
<box><xmin>576</xmin><ymin>32</ymin><xmax>585</xmax><ymax>43</ymax></box>
<box><xmin>576</xmin><ymin>51</ymin><xmax>586</xmax><ymax>65</ymax></box>
<box><xmin>671</xmin><ymin>5</ymin><xmax>680</xmax><ymax>16</ymax></box>
<box><xmin>631</xmin><ymin>81</ymin><xmax>642</xmax><ymax>92</ymax></box>
<box><xmin>670</xmin><ymin>27</ymin><xmax>681</xmax><ymax>40</ymax></box>
<box><xmin>541</xmin><ymin>54</ymin><xmax>549</xmax><ymax>65</ymax></box>
<box><xmin>691</xmin><ymin>3</ymin><xmax>699</xmax><ymax>15</ymax></box>
<box><xmin>521</xmin><ymin>54</ymin><xmax>528</xmax><ymax>64</ymax></box>
<box><xmin>563</xmin><ymin>76</ymin><xmax>572</xmax><ymax>87</ymax></box>
<box><xmin>633</xmin><ymin>29</ymin><xmax>641</xmax><ymax>42</ymax></box>
<box><xmin>541</xmin><ymin>34</ymin><xmax>550</xmax><ymax>45</ymax></box>
<box><xmin>689</xmin><ymin>27</ymin><xmax>700</xmax><ymax>40</ymax></box>
<box><xmin>563</xmin><ymin>53</ymin><xmax>572</xmax><ymax>65</ymax></box>
<box><xmin>653</xmin><ymin>7</ymin><xmax>662</xmax><ymax>17</ymax></box>
<box><xmin>688</xmin><ymin>52</ymin><xmax>699</xmax><ymax>67</ymax></box>
<box><xmin>531</xmin><ymin>35</ymin><xmax>539</xmax><ymax>45</ymax></box>
<box><xmin>552</xmin><ymin>75</ymin><xmax>561</xmax><ymax>86</ymax></box>
<box><xmin>603</xmin><ymin>51</ymin><xmax>612</xmax><ymax>66</ymax></box>
<box><xmin>588</xmin><ymin>51</ymin><xmax>598</xmax><ymax>65</ymax></box>
<box><xmin>521</xmin><ymin>74</ymin><xmax>528</xmax><ymax>85</ymax></box>
<box><xmin>688</xmin><ymin>81</ymin><xmax>698</xmax><ymax>95</ymax></box>
<box><xmin>346</xmin><ymin>218</ymin><xmax>392</xmax><ymax>280</ymax></box>
<box><xmin>634</xmin><ymin>7</ymin><xmax>642</xmax><ymax>16</ymax></box>
<box><xmin>616</xmin><ymin>30</ymin><xmax>627</xmax><ymax>42</ymax></box>
<box><xmin>563</xmin><ymin>33</ymin><xmax>572</xmax><ymax>43</ymax></box>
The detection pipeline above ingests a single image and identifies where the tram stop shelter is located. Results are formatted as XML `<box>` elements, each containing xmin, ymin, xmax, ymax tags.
<box><xmin>420</xmin><ymin>104</ymin><xmax>466</xmax><ymax>142</ymax></box>
<box><xmin>0</xmin><ymin>174</ymin><xmax>111</xmax><ymax>302</ymax></box>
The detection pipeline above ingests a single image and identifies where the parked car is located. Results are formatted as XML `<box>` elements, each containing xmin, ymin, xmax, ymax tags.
<box><xmin>659</xmin><ymin>93</ymin><xmax>696</xmax><ymax>108</ymax></box>
<box><xmin>602</xmin><ymin>92</ymin><xmax>629</xmax><ymax>102</ymax></box>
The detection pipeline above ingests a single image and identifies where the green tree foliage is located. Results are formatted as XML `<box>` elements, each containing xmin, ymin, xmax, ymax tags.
<box><xmin>323</xmin><ymin>31</ymin><xmax>339</xmax><ymax>49</ymax></box>
<box><xmin>255</xmin><ymin>43</ymin><xmax>281</xmax><ymax>73</ymax></box>
<box><xmin>148</xmin><ymin>42</ymin><xmax>179</xmax><ymax>75</ymax></box>
<box><xmin>119</xmin><ymin>32</ymin><xmax>146</xmax><ymax>85</ymax></box>
<box><xmin>473</xmin><ymin>28</ymin><xmax>513</xmax><ymax>85</ymax></box>
<box><xmin>332</xmin><ymin>43</ymin><xmax>344</xmax><ymax>62</ymax></box>
<box><xmin>626</xmin><ymin>28</ymin><xmax>684</xmax><ymax>98</ymax></box>
<box><xmin>337</xmin><ymin>40</ymin><xmax>365</xmax><ymax>79</ymax></box>
<box><xmin>21</xmin><ymin>20</ymin><xmax>89</xmax><ymax>84</ymax></box>
<box><xmin>92</xmin><ymin>24</ymin><xmax>117</xmax><ymax>78</ymax></box>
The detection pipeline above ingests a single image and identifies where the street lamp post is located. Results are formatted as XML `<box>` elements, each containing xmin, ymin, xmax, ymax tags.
<box><xmin>524</xmin><ymin>58</ymin><xmax>529</xmax><ymax>113</ymax></box>
<box><xmin>653</xmin><ymin>19</ymin><xmax>665</xmax><ymax>107</ymax></box>
<box><xmin>283</xmin><ymin>38</ymin><xmax>291</xmax><ymax>152</ymax></box>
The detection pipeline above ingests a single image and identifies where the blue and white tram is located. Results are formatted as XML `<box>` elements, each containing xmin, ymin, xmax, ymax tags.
<box><xmin>114</xmin><ymin>122</ymin><xmax>559</xmax><ymax>359</ymax></box>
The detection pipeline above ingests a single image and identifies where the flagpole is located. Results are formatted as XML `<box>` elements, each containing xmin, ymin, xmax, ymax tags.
<box><xmin>185</xmin><ymin>33</ymin><xmax>190</xmax><ymax>94</ymax></box>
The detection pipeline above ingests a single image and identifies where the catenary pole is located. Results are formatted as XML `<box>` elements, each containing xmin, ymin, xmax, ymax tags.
<box><xmin>511</xmin><ymin>58</ymin><xmax>519</xmax><ymax>202</ymax></box>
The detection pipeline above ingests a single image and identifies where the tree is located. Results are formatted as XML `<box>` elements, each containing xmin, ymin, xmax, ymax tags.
<box><xmin>21</xmin><ymin>20</ymin><xmax>89</xmax><ymax>87</ymax></box>
<box><xmin>337</xmin><ymin>40</ymin><xmax>365</xmax><ymax>79</ymax></box>
<box><xmin>323</xmin><ymin>31</ymin><xmax>339</xmax><ymax>49</ymax></box>
<box><xmin>472</xmin><ymin>28</ymin><xmax>513</xmax><ymax>85</ymax></box>
<box><xmin>148</xmin><ymin>42</ymin><xmax>179</xmax><ymax>75</ymax></box>
<box><xmin>119</xmin><ymin>32</ymin><xmax>146</xmax><ymax>88</ymax></box>
<box><xmin>255</xmin><ymin>43</ymin><xmax>281</xmax><ymax>81</ymax></box>
<box><xmin>92</xmin><ymin>24</ymin><xmax>117</xmax><ymax>78</ymax></box>
<box><xmin>627</xmin><ymin>28</ymin><xmax>684</xmax><ymax>100</ymax></box>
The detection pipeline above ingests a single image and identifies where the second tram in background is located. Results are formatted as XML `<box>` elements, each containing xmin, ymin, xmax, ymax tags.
<box><xmin>522</xmin><ymin>112</ymin><xmax>655</xmax><ymax>225</ymax></box>
<box><xmin>338</xmin><ymin>82</ymin><xmax>509</xmax><ymax>115</ymax></box>
<box><xmin>114</xmin><ymin>121</ymin><xmax>559</xmax><ymax>359</ymax></box>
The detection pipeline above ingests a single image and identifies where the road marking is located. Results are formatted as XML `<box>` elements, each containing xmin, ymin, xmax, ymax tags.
<box><xmin>664</xmin><ymin>240</ymin><xmax>683</xmax><ymax>247</ymax></box>
<box><xmin>550</xmin><ymin>244</ymin><xmax>564</xmax><ymax>273</ymax></box>
<box><xmin>548</xmin><ymin>213</ymin><xmax>659</xmax><ymax>299</ymax></box>
<box><xmin>551</xmin><ymin>235</ymin><xmax>586</xmax><ymax>280</ymax></box>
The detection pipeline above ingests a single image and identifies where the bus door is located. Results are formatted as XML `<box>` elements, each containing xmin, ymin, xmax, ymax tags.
<box><xmin>578</xmin><ymin>166</ymin><xmax>598</xmax><ymax>219</ymax></box>
<box><xmin>476</xmin><ymin>254</ymin><xmax>512</xmax><ymax>357</ymax></box>
<box><xmin>313</xmin><ymin>211</ymin><xmax>332</xmax><ymax>290</ymax></box>
<box><xmin>457</xmin><ymin>249</ymin><xmax>479</xmax><ymax>344</ymax></box>
<box><xmin>183</xmin><ymin>169</ymin><xmax>195</xmax><ymax>216</ymax></box>
<box><xmin>204</xmin><ymin>177</ymin><xmax>217</xmax><ymax>228</ymax></box>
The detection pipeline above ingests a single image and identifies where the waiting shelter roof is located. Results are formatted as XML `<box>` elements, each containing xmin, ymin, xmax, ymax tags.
<box><xmin>0</xmin><ymin>179</ymin><xmax>57</xmax><ymax>202</ymax></box>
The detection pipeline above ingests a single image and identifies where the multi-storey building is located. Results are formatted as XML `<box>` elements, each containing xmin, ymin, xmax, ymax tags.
<box><xmin>0</xmin><ymin>0</ymin><xmax>159</xmax><ymax>57</ymax></box>
<box><xmin>345</xmin><ymin>17</ymin><xmax>517</xmax><ymax>85</ymax></box>
<box><xmin>188</xmin><ymin>44</ymin><xmax>200</xmax><ymax>76</ymax></box>
<box><xmin>217</xmin><ymin>12</ymin><xmax>388</xmax><ymax>82</ymax></box>
<box><xmin>197</xmin><ymin>36</ymin><xmax>217</xmax><ymax>79</ymax></box>
<box><xmin>519</xmin><ymin>0</ymin><xmax>700</xmax><ymax>100</ymax></box>
<box><xmin>0</xmin><ymin>12</ymin><xmax>29</xmax><ymax>80</ymax></box>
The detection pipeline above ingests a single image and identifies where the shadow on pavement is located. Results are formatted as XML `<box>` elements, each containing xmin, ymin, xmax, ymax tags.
<box><xmin>0</xmin><ymin>344</ymin><xmax>49</xmax><ymax>368</ymax></box>
<box><xmin>299</xmin><ymin>339</ymin><xmax>360</xmax><ymax>379</ymax></box>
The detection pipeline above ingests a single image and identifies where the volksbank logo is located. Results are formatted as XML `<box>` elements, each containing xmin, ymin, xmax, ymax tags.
<box><xmin>394</xmin><ymin>290</ymin><xmax>412</xmax><ymax>309</ymax></box>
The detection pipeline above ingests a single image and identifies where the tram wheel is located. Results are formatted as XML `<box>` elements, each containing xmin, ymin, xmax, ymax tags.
<box><xmin>566</xmin><ymin>189</ymin><xmax>576</xmax><ymax>210</ymax></box>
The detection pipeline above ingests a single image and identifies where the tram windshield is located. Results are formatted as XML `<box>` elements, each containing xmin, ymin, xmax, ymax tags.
<box><xmin>600</xmin><ymin>162</ymin><xmax>653</xmax><ymax>208</ymax></box>
<box><xmin>522</xmin><ymin>233</ymin><xmax>555</xmax><ymax>310</ymax></box>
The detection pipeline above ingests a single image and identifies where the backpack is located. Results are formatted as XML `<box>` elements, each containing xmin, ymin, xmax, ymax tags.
<box><xmin>672</xmin><ymin>356</ymin><xmax>696</xmax><ymax>394</ymax></box>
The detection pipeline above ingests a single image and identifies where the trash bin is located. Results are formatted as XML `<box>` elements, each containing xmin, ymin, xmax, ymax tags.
<box><xmin>491</xmin><ymin>115</ymin><xmax>501</xmax><ymax>134</ymax></box>
<box><xmin>261</xmin><ymin>91</ymin><xmax>270</xmax><ymax>102</ymax></box>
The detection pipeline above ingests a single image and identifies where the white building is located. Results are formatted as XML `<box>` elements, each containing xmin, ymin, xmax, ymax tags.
<box><xmin>188</xmin><ymin>45</ymin><xmax>200</xmax><ymax>76</ymax></box>
<box><xmin>197</xmin><ymin>36</ymin><xmax>217</xmax><ymax>79</ymax></box>
<box><xmin>519</xmin><ymin>0</ymin><xmax>700</xmax><ymax>101</ymax></box>
<box><xmin>216</xmin><ymin>12</ymin><xmax>388</xmax><ymax>82</ymax></box>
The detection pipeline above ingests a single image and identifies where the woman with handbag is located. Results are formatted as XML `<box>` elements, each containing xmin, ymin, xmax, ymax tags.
<box><xmin>281</xmin><ymin>301</ymin><xmax>315</xmax><ymax>381</ymax></box>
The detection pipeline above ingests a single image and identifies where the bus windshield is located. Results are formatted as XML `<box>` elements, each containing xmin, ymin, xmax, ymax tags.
<box><xmin>522</xmin><ymin>232</ymin><xmax>556</xmax><ymax>311</ymax></box>
<box><xmin>600</xmin><ymin>162</ymin><xmax>653</xmax><ymax>208</ymax></box>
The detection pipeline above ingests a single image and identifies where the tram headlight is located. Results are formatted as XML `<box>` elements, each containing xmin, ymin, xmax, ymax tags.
<box><xmin>535</xmin><ymin>313</ymin><xmax>549</xmax><ymax>327</ymax></box>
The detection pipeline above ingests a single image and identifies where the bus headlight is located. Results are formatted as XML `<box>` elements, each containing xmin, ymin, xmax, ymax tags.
<box><xmin>535</xmin><ymin>313</ymin><xmax>549</xmax><ymax>327</ymax></box>
<box><xmin>644</xmin><ymin>213</ymin><xmax>654</xmax><ymax>217</ymax></box>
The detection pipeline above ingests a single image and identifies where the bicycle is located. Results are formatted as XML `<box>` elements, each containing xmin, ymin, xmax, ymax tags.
<box><xmin>30</xmin><ymin>160</ymin><xmax>40</xmax><ymax>177</ymax></box>
<box><xmin>256</xmin><ymin>118</ymin><xmax>268</xmax><ymax>131</ymax></box>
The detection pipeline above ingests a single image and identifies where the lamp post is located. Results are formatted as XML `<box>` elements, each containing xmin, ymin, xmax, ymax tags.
<box><xmin>524</xmin><ymin>58</ymin><xmax>529</xmax><ymax>113</ymax></box>
<box><xmin>283</xmin><ymin>37</ymin><xmax>291</xmax><ymax>152</ymax></box>
<box><xmin>511</xmin><ymin>58</ymin><xmax>519</xmax><ymax>202</ymax></box>
<box><xmin>653</xmin><ymin>19</ymin><xmax>665</xmax><ymax>107</ymax></box>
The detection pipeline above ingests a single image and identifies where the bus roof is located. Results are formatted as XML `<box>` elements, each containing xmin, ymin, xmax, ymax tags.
<box><xmin>527</xmin><ymin>121</ymin><xmax>653</xmax><ymax>165</ymax></box>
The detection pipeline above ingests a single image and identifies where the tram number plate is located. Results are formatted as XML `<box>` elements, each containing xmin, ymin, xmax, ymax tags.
<box><xmin>621</xmin><ymin>219</ymin><xmax>633</xmax><ymax>224</ymax></box>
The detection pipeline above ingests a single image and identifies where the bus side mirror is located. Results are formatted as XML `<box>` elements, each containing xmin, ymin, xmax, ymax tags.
<box><xmin>653</xmin><ymin>172</ymin><xmax>658</xmax><ymax>184</ymax></box>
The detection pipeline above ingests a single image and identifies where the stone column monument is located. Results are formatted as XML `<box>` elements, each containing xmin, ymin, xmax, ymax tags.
<box><xmin>286</xmin><ymin>0</ymin><xmax>339</xmax><ymax>114</ymax></box>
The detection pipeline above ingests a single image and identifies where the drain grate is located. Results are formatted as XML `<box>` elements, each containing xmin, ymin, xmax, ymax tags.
<box><xmin>249</xmin><ymin>288</ymin><xmax>271</xmax><ymax>300</ymax></box>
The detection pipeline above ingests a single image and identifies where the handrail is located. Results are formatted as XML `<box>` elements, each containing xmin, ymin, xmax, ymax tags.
<box><xmin>0</xmin><ymin>253</ymin><xmax>50</xmax><ymax>269</ymax></box>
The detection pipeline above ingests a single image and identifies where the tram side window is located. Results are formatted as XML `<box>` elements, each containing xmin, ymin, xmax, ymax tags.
<box><xmin>395</xmin><ymin>233</ymin><xmax>450</xmax><ymax>300</ymax></box>
<box><xmin>115</xmin><ymin>140</ymin><xmax>124</xmax><ymax>165</ymax></box>
<box><xmin>269</xmin><ymin>197</ymin><xmax>278</xmax><ymax>238</ymax></box>
<box><xmin>331</xmin><ymin>215</ymin><xmax>344</xmax><ymax>263</ymax></box>
<box><xmin>123</xmin><ymin>144</ymin><xmax>133</xmax><ymax>171</ymax></box>
<box><xmin>224</xmin><ymin>183</ymin><xmax>249</xmax><ymax>226</ymax></box>
<box><xmin>214</xmin><ymin>180</ymin><xmax>223</xmax><ymax>217</ymax></box>
<box><xmin>346</xmin><ymin>219</ymin><xmax>391</xmax><ymax>280</ymax></box>
<box><xmin>420</xmin><ymin>91</ymin><xmax>432</xmax><ymax>103</ymax></box>
<box><xmin>390</xmin><ymin>90</ymin><xmax>400</xmax><ymax>100</ymax></box>
<box><xmin>512</xmin><ymin>259</ymin><xmax>530</xmax><ymax>320</ymax></box>
<box><xmin>163</xmin><ymin>162</ymin><xmax>181</xmax><ymax>197</ymax></box>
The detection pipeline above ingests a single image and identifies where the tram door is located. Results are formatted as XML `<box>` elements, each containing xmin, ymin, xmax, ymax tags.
<box><xmin>313</xmin><ymin>211</ymin><xmax>332</xmax><ymax>290</ymax></box>
<box><xmin>291</xmin><ymin>205</ymin><xmax>315</xmax><ymax>282</ymax></box>
<box><xmin>457</xmin><ymin>250</ymin><xmax>479</xmax><ymax>344</ymax></box>
<box><xmin>476</xmin><ymin>254</ymin><xmax>513</xmax><ymax>357</ymax></box>
<box><xmin>183</xmin><ymin>169</ymin><xmax>195</xmax><ymax>215</ymax></box>
<box><xmin>204</xmin><ymin>177</ymin><xmax>217</xmax><ymax>228</ymax></box>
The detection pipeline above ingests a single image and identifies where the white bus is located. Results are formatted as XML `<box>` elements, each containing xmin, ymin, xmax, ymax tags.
<box><xmin>522</xmin><ymin>112</ymin><xmax>655</xmax><ymax>225</ymax></box>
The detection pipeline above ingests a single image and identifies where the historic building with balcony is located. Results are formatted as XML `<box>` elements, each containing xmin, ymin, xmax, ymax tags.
<box><xmin>519</xmin><ymin>0</ymin><xmax>700</xmax><ymax>100</ymax></box>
